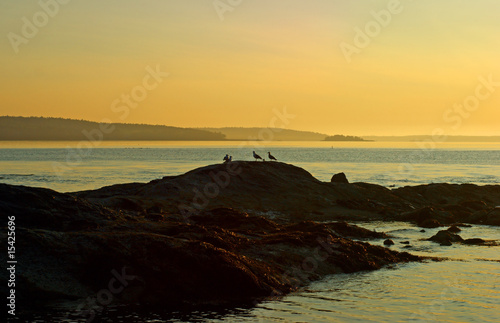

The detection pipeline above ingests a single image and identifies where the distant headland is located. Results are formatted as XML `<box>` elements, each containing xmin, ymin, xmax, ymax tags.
<box><xmin>3</xmin><ymin>116</ymin><xmax>497</xmax><ymax>142</ymax></box>
<box><xmin>0</xmin><ymin>116</ymin><xmax>366</xmax><ymax>142</ymax></box>
<box><xmin>324</xmin><ymin>135</ymin><xmax>372</xmax><ymax>142</ymax></box>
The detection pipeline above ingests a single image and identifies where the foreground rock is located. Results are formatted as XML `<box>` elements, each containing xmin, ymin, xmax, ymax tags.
<box><xmin>1</xmin><ymin>162</ymin><xmax>499</xmax><ymax>316</ymax></box>
<box><xmin>0</xmin><ymin>183</ymin><xmax>421</xmax><ymax>314</ymax></box>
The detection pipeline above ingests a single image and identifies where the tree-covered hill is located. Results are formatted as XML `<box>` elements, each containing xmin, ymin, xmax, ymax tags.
<box><xmin>0</xmin><ymin>116</ymin><xmax>226</xmax><ymax>141</ymax></box>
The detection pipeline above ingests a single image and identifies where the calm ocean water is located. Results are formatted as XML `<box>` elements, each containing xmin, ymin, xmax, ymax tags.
<box><xmin>2</xmin><ymin>141</ymin><xmax>499</xmax><ymax>322</ymax></box>
<box><xmin>0</xmin><ymin>141</ymin><xmax>499</xmax><ymax>192</ymax></box>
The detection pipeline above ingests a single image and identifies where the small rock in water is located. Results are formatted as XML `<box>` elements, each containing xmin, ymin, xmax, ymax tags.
<box><xmin>400</xmin><ymin>241</ymin><xmax>410</xmax><ymax>244</ymax></box>
<box><xmin>428</xmin><ymin>230</ymin><xmax>464</xmax><ymax>245</ymax></box>
<box><xmin>420</xmin><ymin>229</ymin><xmax>426</xmax><ymax>233</ymax></box>
<box><xmin>384</xmin><ymin>239</ymin><xmax>395</xmax><ymax>246</ymax></box>
<box><xmin>463</xmin><ymin>238</ymin><xmax>486</xmax><ymax>245</ymax></box>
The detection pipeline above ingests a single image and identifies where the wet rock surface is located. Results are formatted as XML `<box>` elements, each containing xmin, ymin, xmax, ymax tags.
<box><xmin>0</xmin><ymin>195</ymin><xmax>419</xmax><ymax>309</ymax></box>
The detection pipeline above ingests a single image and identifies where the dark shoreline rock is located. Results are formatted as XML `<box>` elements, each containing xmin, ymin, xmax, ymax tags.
<box><xmin>0</xmin><ymin>199</ymin><xmax>422</xmax><ymax>311</ymax></box>
<box><xmin>1</xmin><ymin>162</ymin><xmax>498</xmax><ymax>313</ymax></box>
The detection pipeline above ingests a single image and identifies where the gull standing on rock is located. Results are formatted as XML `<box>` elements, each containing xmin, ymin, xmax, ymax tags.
<box><xmin>268</xmin><ymin>152</ymin><xmax>277</xmax><ymax>161</ymax></box>
<box><xmin>253</xmin><ymin>151</ymin><xmax>263</xmax><ymax>161</ymax></box>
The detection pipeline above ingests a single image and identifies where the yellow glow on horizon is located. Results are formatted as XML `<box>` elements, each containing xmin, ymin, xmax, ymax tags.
<box><xmin>1</xmin><ymin>0</ymin><xmax>499</xmax><ymax>136</ymax></box>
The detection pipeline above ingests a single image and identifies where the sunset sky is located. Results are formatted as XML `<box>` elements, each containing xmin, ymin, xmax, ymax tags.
<box><xmin>1</xmin><ymin>0</ymin><xmax>499</xmax><ymax>136</ymax></box>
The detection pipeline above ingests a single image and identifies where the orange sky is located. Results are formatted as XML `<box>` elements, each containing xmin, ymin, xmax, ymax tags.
<box><xmin>1</xmin><ymin>0</ymin><xmax>499</xmax><ymax>136</ymax></box>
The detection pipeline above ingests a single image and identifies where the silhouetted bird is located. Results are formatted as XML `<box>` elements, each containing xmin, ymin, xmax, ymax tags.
<box><xmin>253</xmin><ymin>151</ymin><xmax>263</xmax><ymax>161</ymax></box>
<box><xmin>225</xmin><ymin>155</ymin><xmax>232</xmax><ymax>163</ymax></box>
<box><xmin>223</xmin><ymin>154</ymin><xmax>229</xmax><ymax>162</ymax></box>
<box><xmin>268</xmin><ymin>152</ymin><xmax>277</xmax><ymax>161</ymax></box>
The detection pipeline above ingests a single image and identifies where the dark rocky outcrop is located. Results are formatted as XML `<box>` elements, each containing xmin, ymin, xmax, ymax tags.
<box><xmin>0</xmin><ymin>183</ymin><xmax>121</xmax><ymax>231</ymax></box>
<box><xmin>331</xmin><ymin>172</ymin><xmax>349</xmax><ymax>183</ymax></box>
<box><xmin>74</xmin><ymin>162</ymin><xmax>500</xmax><ymax>226</ymax></box>
<box><xmin>1</xmin><ymin>162</ymin><xmax>498</xmax><ymax>315</ymax></box>
<box><xmin>402</xmin><ymin>207</ymin><xmax>451</xmax><ymax>228</ymax></box>
<box><xmin>0</xmin><ymin>187</ymin><xmax>421</xmax><ymax>313</ymax></box>
<box><xmin>75</xmin><ymin>162</ymin><xmax>412</xmax><ymax>223</ymax></box>
<box><xmin>394</xmin><ymin>184</ymin><xmax>500</xmax><ymax>226</ymax></box>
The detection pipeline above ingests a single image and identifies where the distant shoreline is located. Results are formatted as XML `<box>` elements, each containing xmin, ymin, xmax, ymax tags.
<box><xmin>1</xmin><ymin>117</ymin><xmax>499</xmax><ymax>142</ymax></box>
